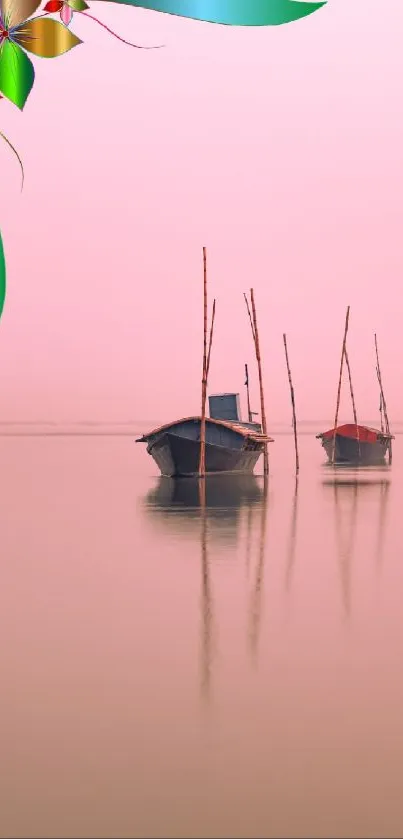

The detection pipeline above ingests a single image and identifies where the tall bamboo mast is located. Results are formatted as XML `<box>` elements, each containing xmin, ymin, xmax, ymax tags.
<box><xmin>245</xmin><ymin>363</ymin><xmax>252</xmax><ymax>423</ymax></box>
<box><xmin>243</xmin><ymin>293</ymin><xmax>255</xmax><ymax>344</ymax></box>
<box><xmin>378</xmin><ymin>391</ymin><xmax>385</xmax><ymax>434</ymax></box>
<box><xmin>374</xmin><ymin>333</ymin><xmax>392</xmax><ymax>464</ymax></box>
<box><xmin>249</xmin><ymin>289</ymin><xmax>269</xmax><ymax>477</ymax></box>
<box><xmin>198</xmin><ymin>248</ymin><xmax>208</xmax><ymax>478</ymax></box>
<box><xmin>343</xmin><ymin>349</ymin><xmax>358</xmax><ymax>426</ymax></box>
<box><xmin>344</xmin><ymin>346</ymin><xmax>360</xmax><ymax>458</ymax></box>
<box><xmin>206</xmin><ymin>300</ymin><xmax>216</xmax><ymax>379</ymax></box>
<box><xmin>331</xmin><ymin>306</ymin><xmax>350</xmax><ymax>463</ymax></box>
<box><xmin>283</xmin><ymin>333</ymin><xmax>299</xmax><ymax>474</ymax></box>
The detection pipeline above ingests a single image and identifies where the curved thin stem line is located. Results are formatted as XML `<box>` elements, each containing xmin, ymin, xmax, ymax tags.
<box><xmin>0</xmin><ymin>130</ymin><xmax>24</xmax><ymax>191</ymax></box>
<box><xmin>80</xmin><ymin>10</ymin><xmax>164</xmax><ymax>49</ymax></box>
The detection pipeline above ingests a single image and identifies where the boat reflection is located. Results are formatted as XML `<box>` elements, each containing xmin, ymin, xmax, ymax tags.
<box><xmin>144</xmin><ymin>474</ymin><xmax>269</xmax><ymax>698</ymax></box>
<box><xmin>322</xmin><ymin>472</ymin><xmax>391</xmax><ymax>618</ymax></box>
<box><xmin>144</xmin><ymin>474</ymin><xmax>264</xmax><ymax>544</ymax></box>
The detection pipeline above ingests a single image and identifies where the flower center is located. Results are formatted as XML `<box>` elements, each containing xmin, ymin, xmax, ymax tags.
<box><xmin>0</xmin><ymin>27</ymin><xmax>9</xmax><ymax>40</ymax></box>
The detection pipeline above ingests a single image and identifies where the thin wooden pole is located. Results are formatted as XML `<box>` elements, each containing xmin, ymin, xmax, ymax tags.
<box><xmin>376</xmin><ymin>366</ymin><xmax>387</xmax><ymax>431</ymax></box>
<box><xmin>250</xmin><ymin>289</ymin><xmax>269</xmax><ymax>476</ymax></box>
<box><xmin>198</xmin><ymin>288</ymin><xmax>216</xmax><ymax>479</ymax></box>
<box><xmin>378</xmin><ymin>391</ymin><xmax>385</xmax><ymax>434</ymax></box>
<box><xmin>374</xmin><ymin>333</ymin><xmax>392</xmax><ymax>463</ymax></box>
<box><xmin>331</xmin><ymin>305</ymin><xmax>350</xmax><ymax>464</ymax></box>
<box><xmin>283</xmin><ymin>334</ymin><xmax>299</xmax><ymax>474</ymax></box>
<box><xmin>243</xmin><ymin>293</ymin><xmax>256</xmax><ymax>344</ymax></box>
<box><xmin>343</xmin><ymin>348</ymin><xmax>358</xmax><ymax>426</ymax></box>
<box><xmin>245</xmin><ymin>363</ymin><xmax>252</xmax><ymax>423</ymax></box>
<box><xmin>198</xmin><ymin>247</ymin><xmax>208</xmax><ymax>478</ymax></box>
<box><xmin>206</xmin><ymin>299</ymin><xmax>216</xmax><ymax>379</ymax></box>
<box><xmin>344</xmin><ymin>346</ymin><xmax>360</xmax><ymax>459</ymax></box>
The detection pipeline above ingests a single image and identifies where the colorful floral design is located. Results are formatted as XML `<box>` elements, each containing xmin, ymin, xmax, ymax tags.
<box><xmin>0</xmin><ymin>0</ymin><xmax>81</xmax><ymax>109</ymax></box>
<box><xmin>44</xmin><ymin>0</ymin><xmax>89</xmax><ymax>27</ymax></box>
<box><xmin>0</xmin><ymin>0</ymin><xmax>326</xmax><ymax>319</ymax></box>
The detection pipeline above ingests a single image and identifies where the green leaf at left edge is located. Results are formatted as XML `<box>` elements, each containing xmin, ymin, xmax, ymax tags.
<box><xmin>0</xmin><ymin>39</ymin><xmax>35</xmax><ymax>110</ymax></box>
<box><xmin>0</xmin><ymin>231</ymin><xmax>6</xmax><ymax>320</ymax></box>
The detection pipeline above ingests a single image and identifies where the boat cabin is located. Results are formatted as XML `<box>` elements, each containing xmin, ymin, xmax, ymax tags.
<box><xmin>208</xmin><ymin>392</ymin><xmax>261</xmax><ymax>432</ymax></box>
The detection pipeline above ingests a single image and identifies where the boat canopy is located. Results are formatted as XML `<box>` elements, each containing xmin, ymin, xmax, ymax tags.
<box><xmin>317</xmin><ymin>423</ymin><xmax>392</xmax><ymax>443</ymax></box>
<box><xmin>136</xmin><ymin>416</ymin><xmax>274</xmax><ymax>444</ymax></box>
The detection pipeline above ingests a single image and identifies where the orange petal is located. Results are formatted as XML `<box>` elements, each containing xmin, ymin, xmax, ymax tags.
<box><xmin>13</xmin><ymin>16</ymin><xmax>82</xmax><ymax>57</ymax></box>
<box><xmin>2</xmin><ymin>0</ymin><xmax>41</xmax><ymax>30</ymax></box>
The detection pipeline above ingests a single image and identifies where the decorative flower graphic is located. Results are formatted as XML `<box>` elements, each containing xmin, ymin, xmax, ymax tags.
<box><xmin>0</xmin><ymin>0</ymin><xmax>327</xmax><ymax>113</ymax></box>
<box><xmin>0</xmin><ymin>0</ymin><xmax>326</xmax><ymax>319</ymax></box>
<box><xmin>43</xmin><ymin>0</ymin><xmax>88</xmax><ymax>26</ymax></box>
<box><xmin>0</xmin><ymin>0</ymin><xmax>81</xmax><ymax>110</ymax></box>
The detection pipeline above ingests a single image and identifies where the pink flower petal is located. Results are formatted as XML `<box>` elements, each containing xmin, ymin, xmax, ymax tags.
<box><xmin>60</xmin><ymin>4</ymin><xmax>73</xmax><ymax>25</ymax></box>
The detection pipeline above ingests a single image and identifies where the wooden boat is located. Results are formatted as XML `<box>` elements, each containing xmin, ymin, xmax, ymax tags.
<box><xmin>317</xmin><ymin>423</ymin><xmax>393</xmax><ymax>466</ymax></box>
<box><xmin>138</xmin><ymin>251</ymin><xmax>273</xmax><ymax>478</ymax></box>
<box><xmin>136</xmin><ymin>392</ymin><xmax>273</xmax><ymax>477</ymax></box>
<box><xmin>318</xmin><ymin>306</ymin><xmax>393</xmax><ymax>467</ymax></box>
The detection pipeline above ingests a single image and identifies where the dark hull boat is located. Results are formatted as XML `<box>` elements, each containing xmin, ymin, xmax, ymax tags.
<box><xmin>136</xmin><ymin>416</ymin><xmax>272</xmax><ymax>477</ymax></box>
<box><xmin>137</xmin><ymin>393</ymin><xmax>273</xmax><ymax>478</ymax></box>
<box><xmin>317</xmin><ymin>424</ymin><xmax>393</xmax><ymax>466</ymax></box>
<box><xmin>319</xmin><ymin>308</ymin><xmax>394</xmax><ymax>468</ymax></box>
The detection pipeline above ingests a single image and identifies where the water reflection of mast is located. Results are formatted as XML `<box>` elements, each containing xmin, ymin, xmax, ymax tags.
<box><xmin>334</xmin><ymin>480</ymin><xmax>359</xmax><ymax>620</ymax></box>
<box><xmin>284</xmin><ymin>477</ymin><xmax>299</xmax><ymax>594</ymax></box>
<box><xmin>375</xmin><ymin>479</ymin><xmax>390</xmax><ymax>575</ymax></box>
<box><xmin>248</xmin><ymin>476</ymin><xmax>269</xmax><ymax>663</ymax></box>
<box><xmin>245</xmin><ymin>504</ymin><xmax>253</xmax><ymax>579</ymax></box>
<box><xmin>199</xmin><ymin>479</ymin><xmax>213</xmax><ymax>701</ymax></box>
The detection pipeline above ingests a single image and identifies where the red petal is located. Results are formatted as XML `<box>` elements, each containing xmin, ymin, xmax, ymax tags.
<box><xmin>44</xmin><ymin>1</ymin><xmax>63</xmax><ymax>11</ymax></box>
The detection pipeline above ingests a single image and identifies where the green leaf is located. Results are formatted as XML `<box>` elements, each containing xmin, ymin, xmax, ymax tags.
<box><xmin>67</xmin><ymin>0</ymin><xmax>89</xmax><ymax>10</ymax></box>
<box><xmin>0</xmin><ymin>40</ymin><xmax>35</xmax><ymax>110</ymax></box>
<box><xmin>0</xmin><ymin>231</ymin><xmax>6</xmax><ymax>321</ymax></box>
<box><xmin>92</xmin><ymin>0</ymin><xmax>326</xmax><ymax>26</ymax></box>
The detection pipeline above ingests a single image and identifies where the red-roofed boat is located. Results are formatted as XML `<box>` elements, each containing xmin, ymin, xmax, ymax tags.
<box><xmin>318</xmin><ymin>307</ymin><xmax>394</xmax><ymax>466</ymax></box>
<box><xmin>316</xmin><ymin>423</ymin><xmax>393</xmax><ymax>465</ymax></box>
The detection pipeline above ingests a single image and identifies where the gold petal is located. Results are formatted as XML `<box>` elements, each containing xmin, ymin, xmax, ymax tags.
<box><xmin>2</xmin><ymin>0</ymin><xmax>41</xmax><ymax>30</ymax></box>
<box><xmin>13</xmin><ymin>16</ymin><xmax>82</xmax><ymax>57</ymax></box>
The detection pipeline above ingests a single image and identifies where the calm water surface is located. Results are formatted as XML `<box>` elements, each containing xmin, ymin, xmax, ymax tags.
<box><xmin>1</xmin><ymin>424</ymin><xmax>402</xmax><ymax>838</ymax></box>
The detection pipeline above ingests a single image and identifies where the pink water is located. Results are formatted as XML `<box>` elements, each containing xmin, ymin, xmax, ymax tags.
<box><xmin>1</xmin><ymin>424</ymin><xmax>402</xmax><ymax>838</ymax></box>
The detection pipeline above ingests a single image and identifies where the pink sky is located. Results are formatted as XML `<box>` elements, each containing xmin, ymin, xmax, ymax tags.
<box><xmin>1</xmin><ymin>0</ymin><xmax>403</xmax><ymax>423</ymax></box>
